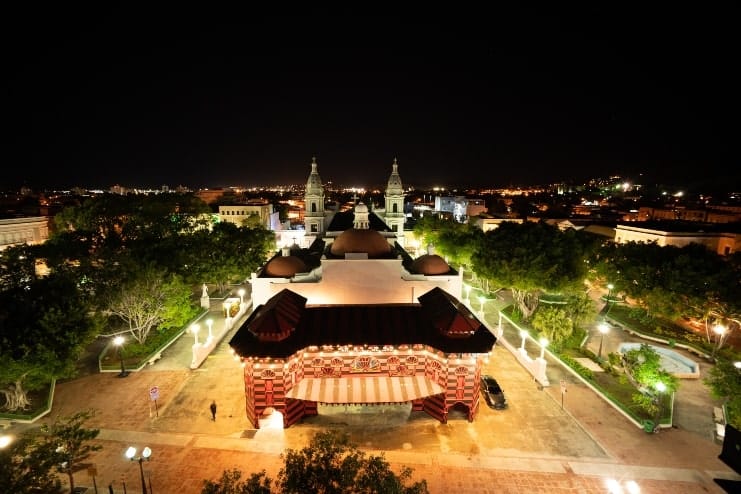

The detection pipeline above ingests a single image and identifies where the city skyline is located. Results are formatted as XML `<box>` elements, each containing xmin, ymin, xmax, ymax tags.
<box><xmin>5</xmin><ymin>9</ymin><xmax>738</xmax><ymax>191</ymax></box>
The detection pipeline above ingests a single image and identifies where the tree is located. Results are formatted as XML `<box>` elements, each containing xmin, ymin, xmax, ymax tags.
<box><xmin>201</xmin><ymin>469</ymin><xmax>272</xmax><ymax>494</ymax></box>
<box><xmin>472</xmin><ymin>222</ymin><xmax>590</xmax><ymax>320</ymax></box>
<box><xmin>0</xmin><ymin>274</ymin><xmax>101</xmax><ymax>411</ymax></box>
<box><xmin>40</xmin><ymin>410</ymin><xmax>102</xmax><ymax>494</ymax></box>
<box><xmin>622</xmin><ymin>344</ymin><xmax>678</xmax><ymax>421</ymax></box>
<box><xmin>188</xmin><ymin>223</ymin><xmax>275</xmax><ymax>293</ymax></box>
<box><xmin>0</xmin><ymin>431</ymin><xmax>61</xmax><ymax>494</ymax></box>
<box><xmin>106</xmin><ymin>265</ymin><xmax>196</xmax><ymax>344</ymax></box>
<box><xmin>531</xmin><ymin>306</ymin><xmax>573</xmax><ymax>347</ymax></box>
<box><xmin>704</xmin><ymin>358</ymin><xmax>741</xmax><ymax>429</ymax></box>
<box><xmin>277</xmin><ymin>430</ymin><xmax>428</xmax><ymax>494</ymax></box>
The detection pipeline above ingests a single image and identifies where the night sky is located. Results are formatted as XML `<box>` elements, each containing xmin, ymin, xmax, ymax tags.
<box><xmin>5</xmin><ymin>8</ymin><xmax>738</xmax><ymax>190</ymax></box>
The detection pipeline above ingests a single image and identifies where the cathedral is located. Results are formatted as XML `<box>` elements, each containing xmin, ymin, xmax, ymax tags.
<box><xmin>303</xmin><ymin>156</ymin><xmax>405</xmax><ymax>241</ymax></box>
<box><xmin>230</xmin><ymin>158</ymin><xmax>497</xmax><ymax>429</ymax></box>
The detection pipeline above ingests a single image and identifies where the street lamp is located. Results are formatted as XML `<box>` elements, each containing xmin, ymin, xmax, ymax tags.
<box><xmin>734</xmin><ymin>361</ymin><xmax>741</xmax><ymax>370</ymax></box>
<box><xmin>206</xmin><ymin>318</ymin><xmax>213</xmax><ymax>340</ymax></box>
<box><xmin>0</xmin><ymin>434</ymin><xmax>12</xmax><ymax>449</ymax></box>
<box><xmin>607</xmin><ymin>283</ymin><xmax>614</xmax><ymax>301</ymax></box>
<box><xmin>712</xmin><ymin>323</ymin><xmax>727</xmax><ymax>357</ymax></box>
<box><xmin>519</xmin><ymin>330</ymin><xmax>528</xmax><ymax>350</ymax></box>
<box><xmin>597</xmin><ymin>322</ymin><xmax>610</xmax><ymax>359</ymax></box>
<box><xmin>191</xmin><ymin>324</ymin><xmax>200</xmax><ymax>345</ymax></box>
<box><xmin>238</xmin><ymin>288</ymin><xmax>245</xmax><ymax>304</ymax></box>
<box><xmin>654</xmin><ymin>381</ymin><xmax>667</xmax><ymax>426</ymax></box>
<box><xmin>113</xmin><ymin>336</ymin><xmax>129</xmax><ymax>378</ymax></box>
<box><xmin>539</xmin><ymin>337</ymin><xmax>548</xmax><ymax>359</ymax></box>
<box><xmin>125</xmin><ymin>446</ymin><xmax>152</xmax><ymax>494</ymax></box>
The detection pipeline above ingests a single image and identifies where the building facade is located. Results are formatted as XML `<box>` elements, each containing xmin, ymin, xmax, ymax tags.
<box><xmin>0</xmin><ymin>217</ymin><xmax>50</xmax><ymax>251</ymax></box>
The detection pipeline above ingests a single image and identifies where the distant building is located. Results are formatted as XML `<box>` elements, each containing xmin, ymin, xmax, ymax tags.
<box><xmin>0</xmin><ymin>217</ymin><xmax>50</xmax><ymax>251</ymax></box>
<box><xmin>473</xmin><ymin>217</ymin><xmax>524</xmax><ymax>232</ymax></box>
<box><xmin>615</xmin><ymin>223</ymin><xmax>740</xmax><ymax>256</ymax></box>
<box><xmin>195</xmin><ymin>188</ymin><xmax>226</xmax><ymax>205</ymax></box>
<box><xmin>634</xmin><ymin>206</ymin><xmax>741</xmax><ymax>224</ymax></box>
<box><xmin>219</xmin><ymin>202</ymin><xmax>274</xmax><ymax>228</ymax></box>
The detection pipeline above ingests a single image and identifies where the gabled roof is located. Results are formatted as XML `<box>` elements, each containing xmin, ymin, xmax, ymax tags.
<box><xmin>229</xmin><ymin>288</ymin><xmax>496</xmax><ymax>358</ymax></box>
<box><xmin>418</xmin><ymin>287</ymin><xmax>479</xmax><ymax>338</ymax></box>
<box><xmin>241</xmin><ymin>290</ymin><xmax>307</xmax><ymax>342</ymax></box>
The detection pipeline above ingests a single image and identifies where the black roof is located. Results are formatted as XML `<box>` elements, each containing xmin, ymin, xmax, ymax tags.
<box><xmin>326</xmin><ymin>209</ymin><xmax>393</xmax><ymax>232</ymax></box>
<box><xmin>230</xmin><ymin>288</ymin><xmax>496</xmax><ymax>359</ymax></box>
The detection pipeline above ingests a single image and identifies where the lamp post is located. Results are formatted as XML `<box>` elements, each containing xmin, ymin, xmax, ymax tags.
<box><xmin>539</xmin><ymin>337</ymin><xmax>548</xmax><ymax>359</ymax></box>
<box><xmin>463</xmin><ymin>284</ymin><xmax>471</xmax><ymax>301</ymax></box>
<box><xmin>114</xmin><ymin>336</ymin><xmax>129</xmax><ymax>378</ymax></box>
<box><xmin>519</xmin><ymin>330</ymin><xmax>528</xmax><ymax>350</ymax></box>
<box><xmin>238</xmin><ymin>288</ymin><xmax>245</xmax><ymax>305</ymax></box>
<box><xmin>597</xmin><ymin>322</ymin><xmax>610</xmax><ymax>359</ymax></box>
<box><xmin>206</xmin><ymin>318</ymin><xmax>213</xmax><ymax>340</ymax></box>
<box><xmin>478</xmin><ymin>296</ymin><xmax>485</xmax><ymax>317</ymax></box>
<box><xmin>125</xmin><ymin>446</ymin><xmax>152</xmax><ymax>494</ymax></box>
<box><xmin>712</xmin><ymin>323</ymin><xmax>727</xmax><ymax>358</ymax></box>
<box><xmin>0</xmin><ymin>434</ymin><xmax>12</xmax><ymax>449</ymax></box>
<box><xmin>191</xmin><ymin>324</ymin><xmax>200</xmax><ymax>346</ymax></box>
<box><xmin>654</xmin><ymin>381</ymin><xmax>666</xmax><ymax>428</ymax></box>
<box><xmin>606</xmin><ymin>283</ymin><xmax>614</xmax><ymax>301</ymax></box>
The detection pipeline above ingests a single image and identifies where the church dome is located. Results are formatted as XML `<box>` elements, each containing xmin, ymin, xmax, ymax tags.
<box><xmin>330</xmin><ymin>229</ymin><xmax>392</xmax><ymax>258</ymax></box>
<box><xmin>411</xmin><ymin>254</ymin><xmax>451</xmax><ymax>275</ymax></box>
<box><xmin>264</xmin><ymin>256</ymin><xmax>308</xmax><ymax>277</ymax></box>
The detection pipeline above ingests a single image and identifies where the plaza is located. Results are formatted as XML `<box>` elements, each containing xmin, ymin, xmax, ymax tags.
<box><xmin>30</xmin><ymin>291</ymin><xmax>740</xmax><ymax>494</ymax></box>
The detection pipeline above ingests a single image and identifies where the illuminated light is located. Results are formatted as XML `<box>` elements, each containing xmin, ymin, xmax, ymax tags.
<box><xmin>240</xmin><ymin>362</ymin><xmax>246</xmax><ymax>368</ymax></box>
<box><xmin>255</xmin><ymin>363</ymin><xmax>260</xmax><ymax>368</ymax></box>
<box><xmin>606</xmin><ymin>478</ymin><xmax>621</xmax><ymax>493</ymax></box>
<box><xmin>625</xmin><ymin>481</ymin><xmax>640</xmax><ymax>494</ymax></box>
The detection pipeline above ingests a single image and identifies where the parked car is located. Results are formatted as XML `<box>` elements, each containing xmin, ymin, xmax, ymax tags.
<box><xmin>480</xmin><ymin>375</ymin><xmax>507</xmax><ymax>410</ymax></box>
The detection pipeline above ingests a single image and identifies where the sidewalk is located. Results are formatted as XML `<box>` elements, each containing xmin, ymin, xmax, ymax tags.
<box><xmin>14</xmin><ymin>288</ymin><xmax>741</xmax><ymax>493</ymax></box>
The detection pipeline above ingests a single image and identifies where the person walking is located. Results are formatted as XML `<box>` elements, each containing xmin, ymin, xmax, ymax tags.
<box><xmin>210</xmin><ymin>400</ymin><xmax>217</xmax><ymax>421</ymax></box>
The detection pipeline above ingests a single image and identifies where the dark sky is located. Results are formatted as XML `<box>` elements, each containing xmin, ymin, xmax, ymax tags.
<box><xmin>4</xmin><ymin>7</ymin><xmax>738</xmax><ymax>190</ymax></box>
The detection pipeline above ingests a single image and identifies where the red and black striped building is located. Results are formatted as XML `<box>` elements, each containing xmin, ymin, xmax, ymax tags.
<box><xmin>229</xmin><ymin>287</ymin><xmax>496</xmax><ymax>428</ymax></box>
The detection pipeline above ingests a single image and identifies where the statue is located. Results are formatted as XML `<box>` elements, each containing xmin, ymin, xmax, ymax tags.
<box><xmin>202</xmin><ymin>283</ymin><xmax>209</xmax><ymax>298</ymax></box>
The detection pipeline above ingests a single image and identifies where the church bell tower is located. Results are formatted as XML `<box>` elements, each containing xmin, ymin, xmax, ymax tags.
<box><xmin>304</xmin><ymin>157</ymin><xmax>325</xmax><ymax>235</ymax></box>
<box><xmin>384</xmin><ymin>158</ymin><xmax>405</xmax><ymax>236</ymax></box>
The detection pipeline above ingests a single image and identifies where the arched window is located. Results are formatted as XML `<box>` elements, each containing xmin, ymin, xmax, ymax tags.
<box><xmin>392</xmin><ymin>203</ymin><xmax>398</xmax><ymax>213</ymax></box>
<box><xmin>311</xmin><ymin>203</ymin><xmax>317</xmax><ymax>212</ymax></box>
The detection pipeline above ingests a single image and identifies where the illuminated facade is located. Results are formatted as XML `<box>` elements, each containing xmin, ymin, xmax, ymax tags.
<box><xmin>232</xmin><ymin>163</ymin><xmax>495</xmax><ymax>428</ymax></box>
<box><xmin>230</xmin><ymin>288</ymin><xmax>496</xmax><ymax>428</ymax></box>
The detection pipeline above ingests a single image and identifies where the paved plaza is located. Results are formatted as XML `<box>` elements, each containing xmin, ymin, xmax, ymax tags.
<box><xmin>10</xmin><ymin>293</ymin><xmax>741</xmax><ymax>493</ymax></box>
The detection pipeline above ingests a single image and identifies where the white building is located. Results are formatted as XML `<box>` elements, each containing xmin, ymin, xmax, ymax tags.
<box><xmin>0</xmin><ymin>217</ymin><xmax>50</xmax><ymax>251</ymax></box>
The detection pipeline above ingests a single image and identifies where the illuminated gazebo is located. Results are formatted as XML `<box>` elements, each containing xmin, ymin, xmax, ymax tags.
<box><xmin>229</xmin><ymin>287</ymin><xmax>496</xmax><ymax>428</ymax></box>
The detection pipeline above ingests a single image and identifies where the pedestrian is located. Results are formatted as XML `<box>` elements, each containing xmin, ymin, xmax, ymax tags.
<box><xmin>210</xmin><ymin>400</ymin><xmax>217</xmax><ymax>421</ymax></box>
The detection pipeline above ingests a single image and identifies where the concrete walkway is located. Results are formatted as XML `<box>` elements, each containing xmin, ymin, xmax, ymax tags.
<box><xmin>9</xmin><ymin>287</ymin><xmax>741</xmax><ymax>493</ymax></box>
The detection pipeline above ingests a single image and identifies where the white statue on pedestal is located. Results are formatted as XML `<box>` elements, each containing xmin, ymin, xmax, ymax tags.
<box><xmin>202</xmin><ymin>283</ymin><xmax>209</xmax><ymax>298</ymax></box>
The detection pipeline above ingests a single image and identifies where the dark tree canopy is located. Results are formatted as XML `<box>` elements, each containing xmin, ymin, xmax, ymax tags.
<box><xmin>472</xmin><ymin>221</ymin><xmax>592</xmax><ymax>319</ymax></box>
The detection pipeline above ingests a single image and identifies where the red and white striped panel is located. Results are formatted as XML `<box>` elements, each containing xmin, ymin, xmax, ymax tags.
<box><xmin>285</xmin><ymin>376</ymin><xmax>444</xmax><ymax>404</ymax></box>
